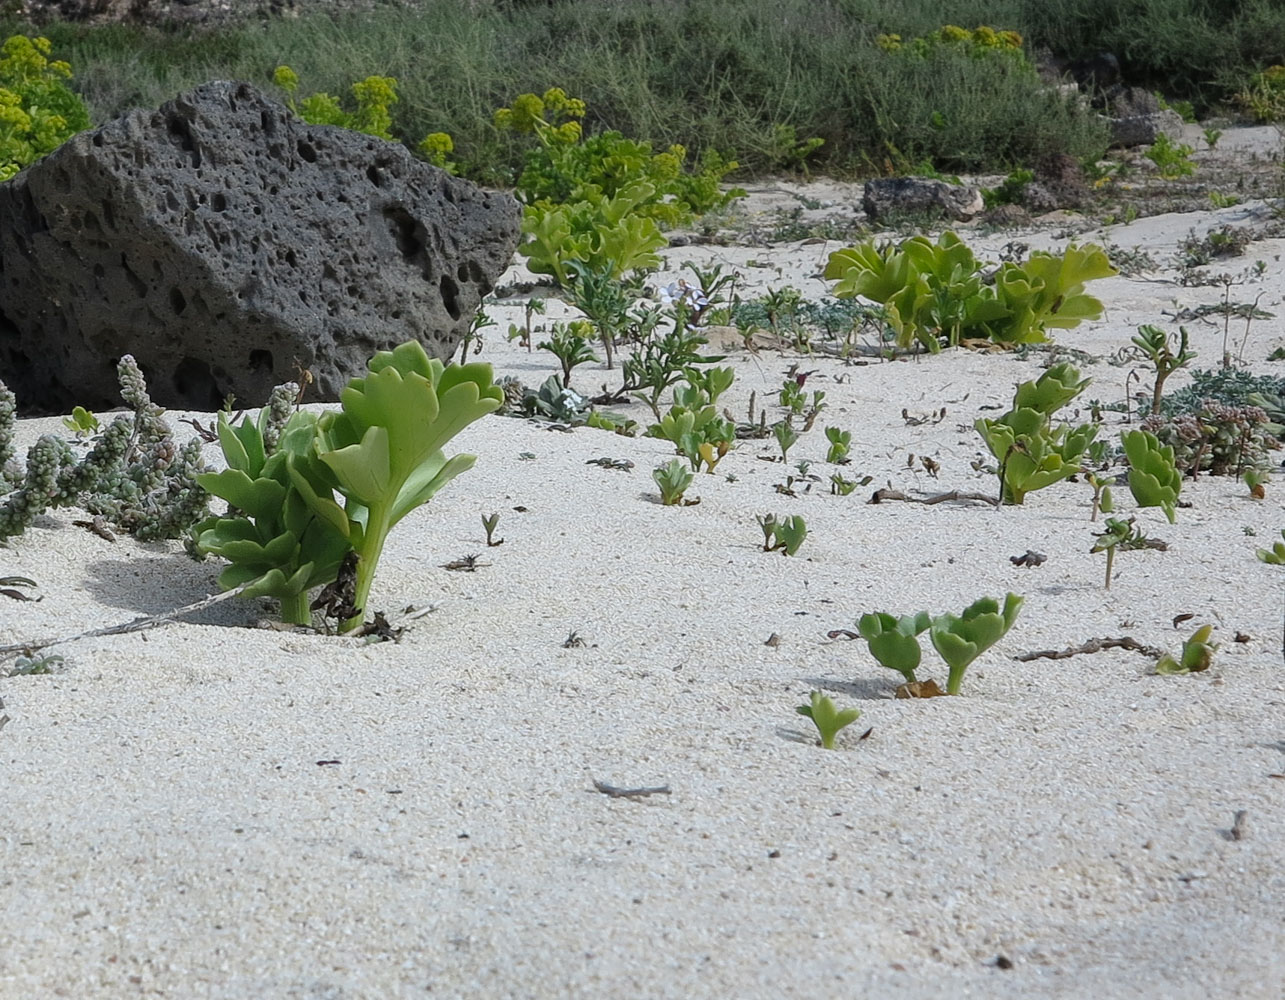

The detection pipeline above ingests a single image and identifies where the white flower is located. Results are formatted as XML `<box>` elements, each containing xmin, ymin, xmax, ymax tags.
<box><xmin>660</xmin><ymin>279</ymin><xmax>708</xmax><ymax>311</ymax></box>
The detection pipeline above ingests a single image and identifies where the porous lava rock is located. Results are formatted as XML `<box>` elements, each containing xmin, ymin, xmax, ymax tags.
<box><xmin>862</xmin><ymin>177</ymin><xmax>984</xmax><ymax>223</ymax></box>
<box><xmin>0</xmin><ymin>81</ymin><xmax>520</xmax><ymax>414</ymax></box>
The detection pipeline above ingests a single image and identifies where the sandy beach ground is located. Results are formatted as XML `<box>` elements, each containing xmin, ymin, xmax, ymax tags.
<box><xmin>2</xmin><ymin>128</ymin><xmax>1284</xmax><ymax>998</ymax></box>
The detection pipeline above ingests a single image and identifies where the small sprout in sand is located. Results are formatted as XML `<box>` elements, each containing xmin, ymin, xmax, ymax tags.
<box><xmin>758</xmin><ymin>512</ymin><xmax>807</xmax><ymax>555</ymax></box>
<box><xmin>825</xmin><ymin>426</ymin><xmax>852</xmax><ymax>464</ymax></box>
<box><xmin>653</xmin><ymin>458</ymin><xmax>695</xmax><ymax>506</ymax></box>
<box><xmin>61</xmin><ymin>405</ymin><xmax>99</xmax><ymax>436</ymax></box>
<box><xmin>1244</xmin><ymin>469</ymin><xmax>1269</xmax><ymax>500</ymax></box>
<box><xmin>772</xmin><ymin>420</ymin><xmax>799</xmax><ymax>463</ymax></box>
<box><xmin>1256</xmin><ymin>530</ymin><xmax>1285</xmax><ymax>565</ymax></box>
<box><xmin>858</xmin><ymin>611</ymin><xmax>931</xmax><ymax>683</ymax></box>
<box><xmin>796</xmin><ymin>690</ymin><xmax>861</xmax><ymax>749</ymax></box>
<box><xmin>1090</xmin><ymin>516</ymin><xmax>1164</xmax><ymax>589</ymax></box>
<box><xmin>1155</xmin><ymin>625</ymin><xmax>1218</xmax><ymax>675</ymax></box>
<box><xmin>481</xmin><ymin>512</ymin><xmax>503</xmax><ymax>546</ymax></box>
<box><xmin>7</xmin><ymin>652</ymin><xmax>63</xmax><ymax>676</ymax></box>
<box><xmin>830</xmin><ymin>473</ymin><xmax>864</xmax><ymax>496</ymax></box>
<box><xmin>930</xmin><ymin>593</ymin><xmax>1024</xmax><ymax>696</ymax></box>
<box><xmin>1084</xmin><ymin>470</ymin><xmax>1115</xmax><ymax>521</ymax></box>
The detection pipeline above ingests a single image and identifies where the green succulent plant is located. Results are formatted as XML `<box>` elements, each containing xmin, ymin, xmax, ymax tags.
<box><xmin>198</xmin><ymin>341</ymin><xmax>502</xmax><ymax>632</ymax></box>
<box><xmin>825</xmin><ymin>426</ymin><xmax>852</xmax><ymax>463</ymax></box>
<box><xmin>825</xmin><ymin>232</ymin><xmax>1115</xmax><ymax>352</ymax></box>
<box><xmin>857</xmin><ymin>611</ymin><xmax>932</xmax><ymax>682</ymax></box>
<box><xmin>1256</xmin><ymin>529</ymin><xmax>1285</xmax><ymax>565</ymax></box>
<box><xmin>653</xmin><ymin>458</ymin><xmax>695</xmax><ymax>505</ymax></box>
<box><xmin>196</xmin><ymin>408</ymin><xmax>351</xmax><ymax>625</ymax></box>
<box><xmin>796</xmin><ymin>691</ymin><xmax>862</xmax><ymax>750</ymax></box>
<box><xmin>1121</xmin><ymin>428</ymin><xmax>1181</xmax><ymax>523</ymax></box>
<box><xmin>976</xmin><ymin>364</ymin><xmax>1096</xmax><ymax>505</ymax></box>
<box><xmin>929</xmin><ymin>593</ymin><xmax>1023</xmax><ymax>695</ymax></box>
<box><xmin>1155</xmin><ymin>625</ymin><xmax>1217</xmax><ymax>675</ymax></box>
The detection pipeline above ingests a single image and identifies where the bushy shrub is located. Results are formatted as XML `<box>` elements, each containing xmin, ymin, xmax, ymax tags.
<box><xmin>0</xmin><ymin>35</ymin><xmax>90</xmax><ymax>181</ymax></box>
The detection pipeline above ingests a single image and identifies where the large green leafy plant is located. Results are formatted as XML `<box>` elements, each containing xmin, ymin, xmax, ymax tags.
<box><xmin>825</xmin><ymin>232</ymin><xmax>1115</xmax><ymax>351</ymax></box>
<box><xmin>197</xmin><ymin>341</ymin><xmax>502</xmax><ymax>632</ymax></box>
<box><xmin>0</xmin><ymin>35</ymin><xmax>90</xmax><ymax>181</ymax></box>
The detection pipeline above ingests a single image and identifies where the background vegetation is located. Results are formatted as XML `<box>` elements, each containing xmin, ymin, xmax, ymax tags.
<box><xmin>3</xmin><ymin>0</ymin><xmax>1283</xmax><ymax>181</ymax></box>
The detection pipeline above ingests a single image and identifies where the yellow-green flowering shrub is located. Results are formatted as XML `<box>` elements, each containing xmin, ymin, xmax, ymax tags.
<box><xmin>876</xmin><ymin>25</ymin><xmax>1025</xmax><ymax>62</ymax></box>
<box><xmin>494</xmin><ymin>86</ymin><xmax>742</xmax><ymax>226</ymax></box>
<box><xmin>0</xmin><ymin>35</ymin><xmax>90</xmax><ymax>181</ymax></box>
<box><xmin>273</xmin><ymin>65</ymin><xmax>398</xmax><ymax>140</ymax></box>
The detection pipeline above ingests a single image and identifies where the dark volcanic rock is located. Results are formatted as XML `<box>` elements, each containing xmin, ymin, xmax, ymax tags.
<box><xmin>862</xmin><ymin>177</ymin><xmax>984</xmax><ymax>223</ymax></box>
<box><xmin>0</xmin><ymin>80</ymin><xmax>520</xmax><ymax>414</ymax></box>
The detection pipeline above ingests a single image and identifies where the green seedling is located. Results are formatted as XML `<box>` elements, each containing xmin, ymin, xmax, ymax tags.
<box><xmin>1244</xmin><ymin>469</ymin><xmax>1269</xmax><ymax>499</ymax></box>
<box><xmin>1121</xmin><ymin>429</ymin><xmax>1181</xmax><ymax>523</ymax></box>
<box><xmin>858</xmin><ymin>610</ymin><xmax>932</xmax><ymax>683</ymax></box>
<box><xmin>1256</xmin><ymin>529</ymin><xmax>1285</xmax><ymax>565</ymax></box>
<box><xmin>758</xmin><ymin>512</ymin><xmax>807</xmax><ymax>555</ymax></box>
<box><xmin>1084</xmin><ymin>471</ymin><xmax>1115</xmax><ymax>521</ymax></box>
<box><xmin>772</xmin><ymin>421</ymin><xmax>800</xmax><ymax>463</ymax></box>
<box><xmin>198</xmin><ymin>341</ymin><xmax>502</xmax><ymax>632</ymax></box>
<box><xmin>1090</xmin><ymin>516</ymin><xmax>1159</xmax><ymax>589</ymax></box>
<box><xmin>538</xmin><ymin>319</ymin><xmax>600</xmax><ymax>387</ymax></box>
<box><xmin>1155</xmin><ymin>625</ymin><xmax>1218</xmax><ymax>675</ymax></box>
<box><xmin>1203</xmin><ymin>128</ymin><xmax>1222</xmax><ymax>149</ymax></box>
<box><xmin>802</xmin><ymin>390</ymin><xmax>827</xmax><ymax>431</ymax></box>
<box><xmin>61</xmin><ymin>405</ymin><xmax>99</xmax><ymax>436</ymax></box>
<box><xmin>774</xmin><ymin>514</ymin><xmax>807</xmax><ymax>555</ymax></box>
<box><xmin>779</xmin><ymin>377</ymin><xmax>806</xmax><ymax>414</ymax></box>
<box><xmin>757</xmin><ymin>512</ymin><xmax>778</xmax><ymax>550</ymax></box>
<box><xmin>929</xmin><ymin>593</ymin><xmax>1023</xmax><ymax>696</ymax></box>
<box><xmin>796</xmin><ymin>690</ymin><xmax>861</xmax><ymax>750</ymax></box>
<box><xmin>825</xmin><ymin>426</ymin><xmax>852</xmax><ymax>463</ymax></box>
<box><xmin>7</xmin><ymin>652</ymin><xmax>64</xmax><ymax>676</ymax></box>
<box><xmin>481</xmin><ymin>512</ymin><xmax>503</xmax><ymax>546</ymax></box>
<box><xmin>1132</xmin><ymin>325</ymin><xmax>1196</xmax><ymax>413</ymax></box>
<box><xmin>682</xmin><ymin>365</ymin><xmax>735</xmax><ymax>408</ymax></box>
<box><xmin>647</xmin><ymin>397</ymin><xmax>735</xmax><ymax>473</ymax></box>
<box><xmin>829</xmin><ymin>473</ymin><xmax>858</xmax><ymax>495</ymax></box>
<box><xmin>653</xmin><ymin>458</ymin><xmax>695</xmax><ymax>506</ymax></box>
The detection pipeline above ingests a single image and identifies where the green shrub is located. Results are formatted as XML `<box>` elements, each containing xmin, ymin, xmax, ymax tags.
<box><xmin>0</xmin><ymin>35</ymin><xmax>90</xmax><ymax>181</ymax></box>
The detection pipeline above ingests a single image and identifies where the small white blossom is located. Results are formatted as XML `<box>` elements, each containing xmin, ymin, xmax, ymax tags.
<box><xmin>659</xmin><ymin>279</ymin><xmax>708</xmax><ymax>311</ymax></box>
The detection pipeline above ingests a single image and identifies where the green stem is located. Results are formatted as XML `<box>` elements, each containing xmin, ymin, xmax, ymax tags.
<box><xmin>946</xmin><ymin>664</ymin><xmax>967</xmax><ymax>696</ymax></box>
<box><xmin>280</xmin><ymin>591</ymin><xmax>311</xmax><ymax>626</ymax></box>
<box><xmin>340</xmin><ymin>508</ymin><xmax>392</xmax><ymax>634</ymax></box>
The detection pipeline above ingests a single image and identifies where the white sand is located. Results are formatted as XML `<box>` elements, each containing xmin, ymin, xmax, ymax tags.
<box><xmin>2</xmin><ymin>166</ymin><xmax>1284</xmax><ymax>998</ymax></box>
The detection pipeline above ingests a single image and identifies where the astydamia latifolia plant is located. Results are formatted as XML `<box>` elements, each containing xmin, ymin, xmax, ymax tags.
<box><xmin>197</xmin><ymin>341</ymin><xmax>502</xmax><ymax>632</ymax></box>
<box><xmin>851</xmin><ymin>596</ymin><xmax>1021</xmax><ymax>696</ymax></box>
<box><xmin>796</xmin><ymin>691</ymin><xmax>862</xmax><ymax>750</ymax></box>
<box><xmin>194</xmin><ymin>392</ymin><xmax>351</xmax><ymax>626</ymax></box>
<box><xmin>929</xmin><ymin>593</ymin><xmax>1023</xmax><ymax>696</ymax></box>
<box><xmin>975</xmin><ymin>363</ymin><xmax>1097</xmax><ymax>505</ymax></box>
<box><xmin>653</xmin><ymin>458</ymin><xmax>695</xmax><ymax>506</ymax></box>
<box><xmin>857</xmin><ymin>611</ymin><xmax>932</xmax><ymax>684</ymax></box>
<box><xmin>1155</xmin><ymin>625</ymin><xmax>1218</xmax><ymax>675</ymax></box>
<box><xmin>1121</xmin><ymin>428</ymin><xmax>1182</xmax><ymax>523</ymax></box>
<box><xmin>757</xmin><ymin>512</ymin><xmax>807</xmax><ymax>555</ymax></box>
